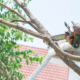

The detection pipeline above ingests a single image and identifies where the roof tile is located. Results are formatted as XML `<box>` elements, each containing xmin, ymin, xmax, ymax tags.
<box><xmin>18</xmin><ymin>44</ymin><xmax>69</xmax><ymax>80</ymax></box>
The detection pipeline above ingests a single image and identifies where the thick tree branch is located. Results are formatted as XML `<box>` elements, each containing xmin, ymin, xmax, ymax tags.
<box><xmin>0</xmin><ymin>2</ymin><xmax>26</xmax><ymax>21</ymax></box>
<box><xmin>14</xmin><ymin>1</ymin><xmax>73</xmax><ymax>59</ymax></box>
<box><xmin>28</xmin><ymin>22</ymin><xmax>43</xmax><ymax>33</ymax></box>
<box><xmin>10</xmin><ymin>18</ymin><xmax>42</xmax><ymax>33</ymax></box>
<box><xmin>57</xmin><ymin>53</ymin><xmax>80</xmax><ymax>75</ymax></box>
<box><xmin>0</xmin><ymin>18</ymin><xmax>46</xmax><ymax>39</ymax></box>
<box><xmin>55</xmin><ymin>43</ymin><xmax>80</xmax><ymax>75</ymax></box>
<box><xmin>15</xmin><ymin>0</ymin><xmax>50</xmax><ymax>35</ymax></box>
<box><xmin>1</xmin><ymin>18</ymin><xmax>80</xmax><ymax>61</ymax></box>
<box><xmin>15</xmin><ymin>0</ymin><xmax>34</xmax><ymax>21</ymax></box>
<box><xmin>47</xmin><ymin>37</ymin><xmax>80</xmax><ymax>61</ymax></box>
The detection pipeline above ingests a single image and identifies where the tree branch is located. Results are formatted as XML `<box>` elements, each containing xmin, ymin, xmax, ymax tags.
<box><xmin>0</xmin><ymin>2</ymin><xmax>42</xmax><ymax>33</ymax></box>
<box><xmin>0</xmin><ymin>18</ymin><xmax>46</xmax><ymax>39</ymax></box>
<box><xmin>15</xmin><ymin>0</ymin><xmax>50</xmax><ymax>35</ymax></box>
<box><xmin>28</xmin><ymin>22</ymin><xmax>43</xmax><ymax>33</ymax></box>
<box><xmin>55</xmin><ymin>43</ymin><xmax>80</xmax><ymax>75</ymax></box>
<box><xmin>0</xmin><ymin>1</ymin><xmax>80</xmax><ymax>75</ymax></box>
<box><xmin>0</xmin><ymin>2</ymin><xmax>44</xmax><ymax>33</ymax></box>
<box><xmin>0</xmin><ymin>2</ymin><xmax>26</xmax><ymax>21</ymax></box>
<box><xmin>46</xmin><ymin>37</ymin><xmax>80</xmax><ymax>61</ymax></box>
<box><xmin>10</xmin><ymin>18</ymin><xmax>30</xmax><ymax>23</ymax></box>
<box><xmin>0</xmin><ymin>18</ymin><xmax>80</xmax><ymax>61</ymax></box>
<box><xmin>57</xmin><ymin>53</ymin><xmax>80</xmax><ymax>75</ymax></box>
<box><xmin>10</xmin><ymin>18</ymin><xmax>42</xmax><ymax>33</ymax></box>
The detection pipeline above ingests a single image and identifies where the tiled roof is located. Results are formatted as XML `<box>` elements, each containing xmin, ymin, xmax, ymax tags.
<box><xmin>18</xmin><ymin>44</ymin><xmax>69</xmax><ymax>80</ymax></box>
<box><xmin>18</xmin><ymin>44</ymin><xmax>47</xmax><ymax>56</ymax></box>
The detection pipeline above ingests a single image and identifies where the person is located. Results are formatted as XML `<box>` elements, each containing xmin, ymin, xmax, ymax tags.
<box><xmin>66</xmin><ymin>25</ymin><xmax>80</xmax><ymax>43</ymax></box>
<box><xmin>73</xmin><ymin>25</ymin><xmax>80</xmax><ymax>35</ymax></box>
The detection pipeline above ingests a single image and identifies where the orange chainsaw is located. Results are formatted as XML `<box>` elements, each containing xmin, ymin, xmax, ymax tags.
<box><xmin>51</xmin><ymin>21</ymin><xmax>80</xmax><ymax>48</ymax></box>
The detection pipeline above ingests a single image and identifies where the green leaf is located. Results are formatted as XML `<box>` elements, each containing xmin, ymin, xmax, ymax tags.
<box><xmin>33</xmin><ymin>57</ymin><xmax>36</xmax><ymax>61</ymax></box>
<box><xmin>15</xmin><ymin>57</ymin><xmax>22</xmax><ymax>63</ymax></box>
<box><xmin>6</xmin><ymin>32</ymin><xmax>10</xmax><ymax>37</ymax></box>
<box><xmin>36</xmin><ymin>57</ymin><xmax>39</xmax><ymax>62</ymax></box>
<box><xmin>29</xmin><ymin>56</ymin><xmax>33</xmax><ymax>64</ymax></box>
<box><xmin>26</xmin><ymin>58</ymin><xmax>29</xmax><ymax>65</ymax></box>
<box><xmin>0</xmin><ymin>0</ymin><xmax>45</xmax><ymax>79</ymax></box>
<box><xmin>29</xmin><ymin>37</ymin><xmax>34</xmax><ymax>42</ymax></box>
<box><xmin>27</xmin><ymin>50</ymin><xmax>34</xmax><ymax>54</ymax></box>
<box><xmin>18</xmin><ymin>64</ymin><xmax>22</xmax><ymax>69</ymax></box>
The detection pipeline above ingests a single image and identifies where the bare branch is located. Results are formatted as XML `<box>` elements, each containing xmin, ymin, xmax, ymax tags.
<box><xmin>1</xmin><ymin>18</ymin><xmax>80</xmax><ymax>61</ymax></box>
<box><xmin>15</xmin><ymin>0</ymin><xmax>50</xmax><ymax>35</ymax></box>
<box><xmin>10</xmin><ymin>18</ymin><xmax>42</xmax><ymax>33</ymax></box>
<box><xmin>28</xmin><ymin>22</ymin><xmax>43</xmax><ymax>33</ymax></box>
<box><xmin>10</xmin><ymin>18</ymin><xmax>30</xmax><ymax>23</ymax></box>
<box><xmin>15</xmin><ymin>0</ymin><xmax>34</xmax><ymax>20</ymax></box>
<box><xmin>0</xmin><ymin>2</ymin><xmax>44</xmax><ymax>33</ymax></box>
<box><xmin>57</xmin><ymin>53</ymin><xmax>80</xmax><ymax>75</ymax></box>
<box><xmin>47</xmin><ymin>37</ymin><xmax>80</xmax><ymax>61</ymax></box>
<box><xmin>0</xmin><ymin>2</ymin><xmax>42</xmax><ymax>33</ymax></box>
<box><xmin>55</xmin><ymin>43</ymin><xmax>80</xmax><ymax>75</ymax></box>
<box><xmin>0</xmin><ymin>2</ymin><xmax>26</xmax><ymax>21</ymax></box>
<box><xmin>0</xmin><ymin>18</ymin><xmax>46</xmax><ymax>39</ymax></box>
<box><xmin>14</xmin><ymin>0</ymin><xmax>80</xmax><ymax>61</ymax></box>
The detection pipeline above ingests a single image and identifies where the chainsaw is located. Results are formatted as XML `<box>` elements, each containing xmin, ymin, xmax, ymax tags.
<box><xmin>51</xmin><ymin>21</ymin><xmax>80</xmax><ymax>48</ymax></box>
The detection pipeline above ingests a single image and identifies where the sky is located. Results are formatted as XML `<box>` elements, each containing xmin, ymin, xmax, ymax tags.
<box><xmin>17</xmin><ymin>1</ymin><xmax>80</xmax><ymax>79</ymax></box>
<box><xmin>17</xmin><ymin>0</ymin><xmax>80</xmax><ymax>49</ymax></box>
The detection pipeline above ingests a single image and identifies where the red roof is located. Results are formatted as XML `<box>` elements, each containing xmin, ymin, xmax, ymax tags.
<box><xmin>18</xmin><ymin>44</ymin><xmax>69</xmax><ymax>80</ymax></box>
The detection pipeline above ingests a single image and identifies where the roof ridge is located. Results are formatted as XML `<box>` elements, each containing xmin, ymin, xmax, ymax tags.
<box><xmin>17</xmin><ymin>44</ymin><xmax>47</xmax><ymax>50</ymax></box>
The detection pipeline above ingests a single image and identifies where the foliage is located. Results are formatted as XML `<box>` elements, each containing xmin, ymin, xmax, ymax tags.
<box><xmin>0</xmin><ymin>0</ymin><xmax>45</xmax><ymax>80</ymax></box>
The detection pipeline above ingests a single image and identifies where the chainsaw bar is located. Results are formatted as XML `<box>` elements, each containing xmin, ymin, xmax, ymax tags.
<box><xmin>51</xmin><ymin>34</ymin><xmax>66</xmax><ymax>41</ymax></box>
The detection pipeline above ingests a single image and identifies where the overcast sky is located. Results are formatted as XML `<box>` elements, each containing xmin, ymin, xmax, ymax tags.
<box><xmin>17</xmin><ymin>0</ymin><xmax>80</xmax><ymax>49</ymax></box>
<box><xmin>16</xmin><ymin>1</ymin><xmax>80</xmax><ymax>79</ymax></box>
